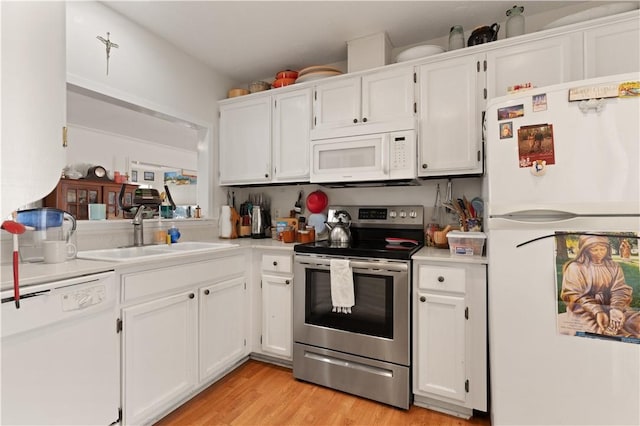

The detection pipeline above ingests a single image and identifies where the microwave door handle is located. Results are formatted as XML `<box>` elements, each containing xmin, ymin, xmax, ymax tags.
<box><xmin>381</xmin><ymin>134</ymin><xmax>390</xmax><ymax>175</ymax></box>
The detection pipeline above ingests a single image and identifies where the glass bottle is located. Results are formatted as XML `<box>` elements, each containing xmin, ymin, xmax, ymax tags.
<box><xmin>506</xmin><ymin>5</ymin><xmax>525</xmax><ymax>38</ymax></box>
<box><xmin>448</xmin><ymin>25</ymin><xmax>465</xmax><ymax>50</ymax></box>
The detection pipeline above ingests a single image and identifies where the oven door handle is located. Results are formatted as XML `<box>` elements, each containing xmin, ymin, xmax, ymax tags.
<box><xmin>295</xmin><ymin>258</ymin><xmax>407</xmax><ymax>272</ymax></box>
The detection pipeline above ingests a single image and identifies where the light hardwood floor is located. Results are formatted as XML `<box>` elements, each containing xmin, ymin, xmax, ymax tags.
<box><xmin>155</xmin><ymin>360</ymin><xmax>491</xmax><ymax>426</ymax></box>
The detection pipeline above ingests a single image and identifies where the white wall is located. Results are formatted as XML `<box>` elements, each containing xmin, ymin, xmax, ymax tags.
<box><xmin>66</xmin><ymin>1</ymin><xmax>237</xmax><ymax>217</ymax></box>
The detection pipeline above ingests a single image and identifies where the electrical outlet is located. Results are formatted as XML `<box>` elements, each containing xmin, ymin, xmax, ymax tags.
<box><xmin>274</xmin><ymin>209</ymin><xmax>281</xmax><ymax>219</ymax></box>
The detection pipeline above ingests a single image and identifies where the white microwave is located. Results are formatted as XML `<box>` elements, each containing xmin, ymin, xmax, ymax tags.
<box><xmin>310</xmin><ymin>130</ymin><xmax>416</xmax><ymax>184</ymax></box>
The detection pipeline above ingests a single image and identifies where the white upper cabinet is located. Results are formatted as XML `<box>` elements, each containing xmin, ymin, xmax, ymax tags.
<box><xmin>272</xmin><ymin>88</ymin><xmax>312</xmax><ymax>183</ymax></box>
<box><xmin>219</xmin><ymin>97</ymin><xmax>272</xmax><ymax>185</ymax></box>
<box><xmin>1</xmin><ymin>1</ymin><xmax>66</xmax><ymax>218</ymax></box>
<box><xmin>311</xmin><ymin>67</ymin><xmax>415</xmax><ymax>140</ymax></box>
<box><xmin>584</xmin><ymin>18</ymin><xmax>640</xmax><ymax>78</ymax></box>
<box><xmin>417</xmin><ymin>54</ymin><xmax>484</xmax><ymax>177</ymax></box>
<box><xmin>219</xmin><ymin>87</ymin><xmax>312</xmax><ymax>186</ymax></box>
<box><xmin>485</xmin><ymin>33</ymin><xmax>583</xmax><ymax>99</ymax></box>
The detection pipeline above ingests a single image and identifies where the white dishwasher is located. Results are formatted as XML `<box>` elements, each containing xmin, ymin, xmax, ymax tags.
<box><xmin>1</xmin><ymin>271</ymin><xmax>120</xmax><ymax>425</ymax></box>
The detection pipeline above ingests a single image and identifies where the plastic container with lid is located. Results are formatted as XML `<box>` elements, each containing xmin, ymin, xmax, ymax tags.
<box><xmin>446</xmin><ymin>231</ymin><xmax>486</xmax><ymax>256</ymax></box>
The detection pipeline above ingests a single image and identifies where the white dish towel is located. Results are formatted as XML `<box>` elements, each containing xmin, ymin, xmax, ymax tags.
<box><xmin>330</xmin><ymin>259</ymin><xmax>355</xmax><ymax>314</ymax></box>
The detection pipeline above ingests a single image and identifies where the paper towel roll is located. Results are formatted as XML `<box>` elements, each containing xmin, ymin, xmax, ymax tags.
<box><xmin>219</xmin><ymin>205</ymin><xmax>232</xmax><ymax>238</ymax></box>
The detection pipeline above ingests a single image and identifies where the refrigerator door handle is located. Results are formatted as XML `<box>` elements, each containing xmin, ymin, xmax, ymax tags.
<box><xmin>490</xmin><ymin>210</ymin><xmax>578</xmax><ymax>222</ymax></box>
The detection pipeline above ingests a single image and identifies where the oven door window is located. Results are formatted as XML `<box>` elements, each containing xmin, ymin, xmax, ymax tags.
<box><xmin>304</xmin><ymin>268</ymin><xmax>393</xmax><ymax>339</ymax></box>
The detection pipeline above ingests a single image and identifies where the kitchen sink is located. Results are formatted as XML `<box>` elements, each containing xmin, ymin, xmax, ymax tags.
<box><xmin>76</xmin><ymin>242</ymin><xmax>239</xmax><ymax>262</ymax></box>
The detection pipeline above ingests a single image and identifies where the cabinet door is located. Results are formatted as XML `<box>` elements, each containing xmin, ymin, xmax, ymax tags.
<box><xmin>417</xmin><ymin>54</ymin><xmax>484</xmax><ymax>176</ymax></box>
<box><xmin>361</xmin><ymin>66</ymin><xmax>415</xmax><ymax>127</ymax></box>
<box><xmin>486</xmin><ymin>33</ymin><xmax>583</xmax><ymax>99</ymax></box>
<box><xmin>415</xmin><ymin>291</ymin><xmax>466</xmax><ymax>403</ymax></box>
<box><xmin>199</xmin><ymin>276</ymin><xmax>246</xmax><ymax>382</ymax></box>
<box><xmin>122</xmin><ymin>290</ymin><xmax>198</xmax><ymax>426</ymax></box>
<box><xmin>312</xmin><ymin>76</ymin><xmax>361</xmax><ymax>133</ymax></box>
<box><xmin>61</xmin><ymin>181</ymin><xmax>102</xmax><ymax>220</ymax></box>
<box><xmin>584</xmin><ymin>19</ymin><xmax>640</xmax><ymax>78</ymax></box>
<box><xmin>261</xmin><ymin>273</ymin><xmax>293</xmax><ymax>359</ymax></box>
<box><xmin>272</xmin><ymin>88</ymin><xmax>312</xmax><ymax>182</ymax></box>
<box><xmin>219</xmin><ymin>97</ymin><xmax>271</xmax><ymax>185</ymax></box>
<box><xmin>1</xmin><ymin>2</ymin><xmax>66</xmax><ymax>218</ymax></box>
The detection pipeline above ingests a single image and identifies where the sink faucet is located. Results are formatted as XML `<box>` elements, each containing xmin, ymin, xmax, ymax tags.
<box><xmin>132</xmin><ymin>206</ymin><xmax>147</xmax><ymax>246</ymax></box>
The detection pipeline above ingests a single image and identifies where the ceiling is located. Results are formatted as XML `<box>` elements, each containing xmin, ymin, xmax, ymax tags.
<box><xmin>102</xmin><ymin>1</ymin><xmax>593</xmax><ymax>83</ymax></box>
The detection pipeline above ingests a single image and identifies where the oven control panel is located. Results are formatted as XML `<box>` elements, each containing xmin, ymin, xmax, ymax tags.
<box><xmin>327</xmin><ymin>205</ymin><xmax>423</xmax><ymax>227</ymax></box>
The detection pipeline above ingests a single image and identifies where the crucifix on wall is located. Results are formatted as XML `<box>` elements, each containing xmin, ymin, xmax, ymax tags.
<box><xmin>96</xmin><ymin>32</ymin><xmax>119</xmax><ymax>75</ymax></box>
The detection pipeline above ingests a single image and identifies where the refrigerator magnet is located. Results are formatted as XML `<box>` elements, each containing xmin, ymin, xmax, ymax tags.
<box><xmin>532</xmin><ymin>93</ymin><xmax>547</xmax><ymax>112</ymax></box>
<box><xmin>497</xmin><ymin>104</ymin><xmax>524</xmax><ymax>120</ymax></box>
<box><xmin>517</xmin><ymin>124</ymin><xmax>556</xmax><ymax>168</ymax></box>
<box><xmin>530</xmin><ymin>160</ymin><xmax>547</xmax><ymax>176</ymax></box>
<box><xmin>500</xmin><ymin>122</ymin><xmax>513</xmax><ymax>139</ymax></box>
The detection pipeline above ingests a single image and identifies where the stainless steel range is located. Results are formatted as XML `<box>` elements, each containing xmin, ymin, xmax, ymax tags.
<box><xmin>293</xmin><ymin>205</ymin><xmax>424</xmax><ymax>409</ymax></box>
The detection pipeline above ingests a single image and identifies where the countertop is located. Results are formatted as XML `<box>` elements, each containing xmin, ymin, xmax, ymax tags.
<box><xmin>1</xmin><ymin>237</ymin><xmax>295</xmax><ymax>292</ymax></box>
<box><xmin>1</xmin><ymin>239</ymin><xmax>487</xmax><ymax>292</ymax></box>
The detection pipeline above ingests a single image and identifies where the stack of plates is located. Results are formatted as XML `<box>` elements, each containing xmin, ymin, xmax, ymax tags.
<box><xmin>296</xmin><ymin>65</ymin><xmax>343</xmax><ymax>83</ymax></box>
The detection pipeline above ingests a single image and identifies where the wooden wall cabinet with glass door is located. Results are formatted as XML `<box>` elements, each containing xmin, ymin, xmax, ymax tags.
<box><xmin>43</xmin><ymin>178</ymin><xmax>138</xmax><ymax>219</ymax></box>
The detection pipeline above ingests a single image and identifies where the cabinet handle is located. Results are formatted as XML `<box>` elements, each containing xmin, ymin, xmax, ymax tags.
<box><xmin>422</xmin><ymin>164</ymin><xmax>428</xmax><ymax>169</ymax></box>
<box><xmin>188</xmin><ymin>293</ymin><xmax>195</xmax><ymax>299</ymax></box>
<box><xmin>362</xmin><ymin>117</ymin><xmax>367</xmax><ymax>122</ymax></box>
<box><xmin>438</xmin><ymin>276</ymin><xmax>445</xmax><ymax>282</ymax></box>
<box><xmin>420</xmin><ymin>296</ymin><xmax>426</xmax><ymax>302</ymax></box>
<box><xmin>204</xmin><ymin>289</ymin><xmax>210</xmax><ymax>295</ymax></box>
<box><xmin>353</xmin><ymin>118</ymin><xmax>358</xmax><ymax>123</ymax></box>
<box><xmin>273</xmin><ymin>261</ymin><xmax>278</xmax><ymax>266</ymax></box>
<box><xmin>285</xmin><ymin>280</ymin><xmax>290</xmax><ymax>285</ymax></box>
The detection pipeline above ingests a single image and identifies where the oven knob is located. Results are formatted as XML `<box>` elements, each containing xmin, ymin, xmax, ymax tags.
<box><xmin>409</xmin><ymin>210</ymin><xmax>417</xmax><ymax>218</ymax></box>
<box><xmin>399</xmin><ymin>210</ymin><xmax>406</xmax><ymax>218</ymax></box>
<box><xmin>389</xmin><ymin>210</ymin><xmax>397</xmax><ymax>218</ymax></box>
<box><xmin>420</xmin><ymin>296</ymin><xmax>426</xmax><ymax>302</ymax></box>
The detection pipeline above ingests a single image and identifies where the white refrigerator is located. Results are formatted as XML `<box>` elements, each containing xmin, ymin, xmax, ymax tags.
<box><xmin>485</xmin><ymin>73</ymin><xmax>640</xmax><ymax>425</ymax></box>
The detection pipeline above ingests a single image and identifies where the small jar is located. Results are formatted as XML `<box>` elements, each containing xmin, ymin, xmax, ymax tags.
<box><xmin>448</xmin><ymin>25</ymin><xmax>465</xmax><ymax>50</ymax></box>
<box><xmin>506</xmin><ymin>5</ymin><xmax>525</xmax><ymax>38</ymax></box>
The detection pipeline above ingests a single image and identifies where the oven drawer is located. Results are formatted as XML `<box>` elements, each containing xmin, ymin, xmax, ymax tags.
<box><xmin>416</xmin><ymin>264</ymin><xmax>466</xmax><ymax>293</ymax></box>
<box><xmin>262</xmin><ymin>253</ymin><xmax>293</xmax><ymax>274</ymax></box>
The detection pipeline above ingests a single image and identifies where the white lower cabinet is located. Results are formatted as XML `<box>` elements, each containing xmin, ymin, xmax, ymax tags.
<box><xmin>199</xmin><ymin>276</ymin><xmax>246</xmax><ymax>382</ymax></box>
<box><xmin>261</xmin><ymin>252</ymin><xmax>293</xmax><ymax>360</ymax></box>
<box><xmin>412</xmin><ymin>260</ymin><xmax>487</xmax><ymax>419</ymax></box>
<box><xmin>121</xmin><ymin>253</ymin><xmax>247</xmax><ymax>425</ymax></box>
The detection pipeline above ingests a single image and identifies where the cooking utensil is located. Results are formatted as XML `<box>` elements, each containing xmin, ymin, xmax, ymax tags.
<box><xmin>2</xmin><ymin>220</ymin><xmax>26</xmax><ymax>308</ymax></box>
<box><xmin>294</xmin><ymin>190</ymin><xmax>304</xmax><ymax>214</ymax></box>
<box><xmin>272</xmin><ymin>78</ymin><xmax>296</xmax><ymax>88</ymax></box>
<box><xmin>325</xmin><ymin>210</ymin><xmax>352</xmax><ymax>247</ymax></box>
<box><xmin>227</xmin><ymin>88</ymin><xmax>250</xmax><ymax>98</ymax></box>
<box><xmin>431</xmin><ymin>183</ymin><xmax>441</xmax><ymax>222</ymax></box>
<box><xmin>306</xmin><ymin>190</ymin><xmax>328</xmax><ymax>213</ymax></box>
<box><xmin>249</xmin><ymin>81</ymin><xmax>271</xmax><ymax>93</ymax></box>
<box><xmin>467</xmin><ymin>23</ymin><xmax>500</xmax><ymax>46</ymax></box>
<box><xmin>276</xmin><ymin>69</ymin><xmax>299</xmax><ymax>80</ymax></box>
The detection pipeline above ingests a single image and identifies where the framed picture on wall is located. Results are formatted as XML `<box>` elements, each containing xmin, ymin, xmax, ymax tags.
<box><xmin>144</xmin><ymin>171</ymin><xmax>155</xmax><ymax>181</ymax></box>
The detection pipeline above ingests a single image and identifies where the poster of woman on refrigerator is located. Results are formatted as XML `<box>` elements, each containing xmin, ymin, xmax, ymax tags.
<box><xmin>556</xmin><ymin>232</ymin><xmax>640</xmax><ymax>343</ymax></box>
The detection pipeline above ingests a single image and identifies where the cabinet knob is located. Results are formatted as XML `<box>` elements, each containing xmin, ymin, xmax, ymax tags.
<box><xmin>265</xmin><ymin>173</ymin><xmax>269</xmax><ymax>178</ymax></box>
<box><xmin>353</xmin><ymin>118</ymin><xmax>358</xmax><ymax>123</ymax></box>
<box><xmin>420</xmin><ymin>296</ymin><xmax>426</xmax><ymax>302</ymax></box>
<box><xmin>422</xmin><ymin>164</ymin><xmax>428</xmax><ymax>169</ymax></box>
<box><xmin>273</xmin><ymin>261</ymin><xmax>278</xmax><ymax>266</ymax></box>
<box><xmin>438</xmin><ymin>276</ymin><xmax>445</xmax><ymax>282</ymax></box>
<box><xmin>285</xmin><ymin>280</ymin><xmax>290</xmax><ymax>285</ymax></box>
<box><xmin>362</xmin><ymin>117</ymin><xmax>367</xmax><ymax>122</ymax></box>
<box><xmin>188</xmin><ymin>293</ymin><xmax>195</xmax><ymax>299</ymax></box>
<box><xmin>204</xmin><ymin>289</ymin><xmax>210</xmax><ymax>295</ymax></box>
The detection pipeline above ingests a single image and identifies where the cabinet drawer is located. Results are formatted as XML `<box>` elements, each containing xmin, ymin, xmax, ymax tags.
<box><xmin>122</xmin><ymin>255</ymin><xmax>245</xmax><ymax>303</ymax></box>
<box><xmin>417</xmin><ymin>265</ymin><xmax>465</xmax><ymax>293</ymax></box>
<box><xmin>261</xmin><ymin>254</ymin><xmax>292</xmax><ymax>274</ymax></box>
